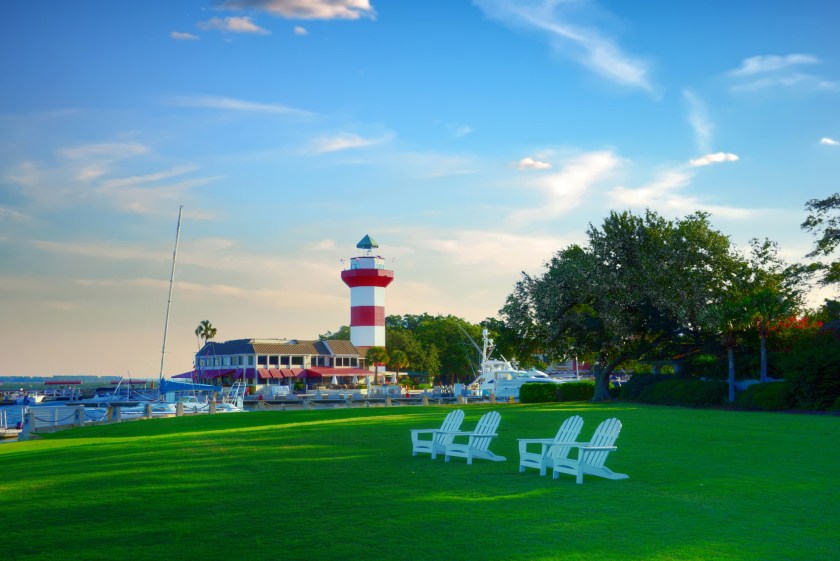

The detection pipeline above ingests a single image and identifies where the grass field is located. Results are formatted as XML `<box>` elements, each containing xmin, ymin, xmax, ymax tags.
<box><xmin>1</xmin><ymin>403</ymin><xmax>838</xmax><ymax>561</ymax></box>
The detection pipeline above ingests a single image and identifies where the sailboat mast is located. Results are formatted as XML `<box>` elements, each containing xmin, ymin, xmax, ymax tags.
<box><xmin>159</xmin><ymin>205</ymin><xmax>183</xmax><ymax>383</ymax></box>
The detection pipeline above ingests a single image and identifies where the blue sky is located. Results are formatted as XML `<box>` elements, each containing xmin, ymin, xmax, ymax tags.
<box><xmin>1</xmin><ymin>0</ymin><xmax>839</xmax><ymax>377</ymax></box>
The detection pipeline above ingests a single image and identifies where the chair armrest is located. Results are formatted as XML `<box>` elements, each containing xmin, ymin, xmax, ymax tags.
<box><xmin>516</xmin><ymin>438</ymin><xmax>555</xmax><ymax>444</ymax></box>
<box><xmin>578</xmin><ymin>445</ymin><xmax>617</xmax><ymax>451</ymax></box>
<box><xmin>409</xmin><ymin>429</ymin><xmax>438</xmax><ymax>435</ymax></box>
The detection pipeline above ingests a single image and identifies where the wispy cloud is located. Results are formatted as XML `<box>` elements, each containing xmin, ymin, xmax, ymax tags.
<box><xmin>294</xmin><ymin>26</ymin><xmax>308</xmax><ymax>35</ymax></box>
<box><xmin>727</xmin><ymin>53</ymin><xmax>836</xmax><ymax>93</ymax></box>
<box><xmin>683</xmin><ymin>90</ymin><xmax>712</xmax><ymax>153</ymax></box>
<box><xmin>510</xmin><ymin>150</ymin><xmax>620</xmax><ymax>223</ymax></box>
<box><xmin>170</xmin><ymin>31</ymin><xmax>199</xmax><ymax>40</ymax></box>
<box><xmin>513</xmin><ymin>156</ymin><xmax>551</xmax><ymax>170</ymax></box>
<box><xmin>452</xmin><ymin>124</ymin><xmax>473</xmax><ymax>138</ymax></box>
<box><xmin>820</xmin><ymin>137</ymin><xmax>839</xmax><ymax>146</ymax></box>
<box><xmin>0</xmin><ymin>206</ymin><xmax>31</xmax><ymax>223</ymax></box>
<box><xmin>58</xmin><ymin>142</ymin><xmax>150</xmax><ymax>182</ymax></box>
<box><xmin>474</xmin><ymin>0</ymin><xmax>653</xmax><ymax>91</ymax></box>
<box><xmin>610</xmin><ymin>166</ymin><xmax>750</xmax><ymax>219</ymax></box>
<box><xmin>310</xmin><ymin>132</ymin><xmax>393</xmax><ymax>153</ymax></box>
<box><xmin>5</xmin><ymin>142</ymin><xmax>217</xmax><ymax>217</ymax></box>
<box><xmin>728</xmin><ymin>54</ymin><xmax>820</xmax><ymax>77</ymax></box>
<box><xmin>220</xmin><ymin>0</ymin><xmax>376</xmax><ymax>20</ymax></box>
<box><xmin>169</xmin><ymin>95</ymin><xmax>311</xmax><ymax>116</ymax></box>
<box><xmin>100</xmin><ymin>165</ymin><xmax>199</xmax><ymax>189</ymax></box>
<box><xmin>198</xmin><ymin>16</ymin><xmax>271</xmax><ymax>35</ymax></box>
<box><xmin>689</xmin><ymin>152</ymin><xmax>739</xmax><ymax>167</ymax></box>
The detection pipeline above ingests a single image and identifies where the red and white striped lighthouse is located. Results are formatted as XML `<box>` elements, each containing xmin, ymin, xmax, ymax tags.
<box><xmin>341</xmin><ymin>235</ymin><xmax>394</xmax><ymax>349</ymax></box>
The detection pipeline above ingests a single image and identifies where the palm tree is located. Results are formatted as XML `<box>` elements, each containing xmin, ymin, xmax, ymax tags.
<box><xmin>195</xmin><ymin>320</ymin><xmax>217</xmax><ymax>350</ymax></box>
<box><xmin>389</xmin><ymin>349</ymin><xmax>409</xmax><ymax>385</ymax></box>
<box><xmin>744</xmin><ymin>289</ymin><xmax>796</xmax><ymax>382</ymax></box>
<box><xmin>365</xmin><ymin>346</ymin><xmax>389</xmax><ymax>385</ymax></box>
<box><xmin>701</xmin><ymin>300</ymin><xmax>747</xmax><ymax>402</ymax></box>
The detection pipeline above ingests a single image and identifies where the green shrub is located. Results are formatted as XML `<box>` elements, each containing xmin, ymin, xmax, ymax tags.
<box><xmin>829</xmin><ymin>395</ymin><xmax>840</xmax><ymax>414</ymax></box>
<box><xmin>636</xmin><ymin>379</ymin><xmax>726</xmax><ymax>407</ymax></box>
<box><xmin>556</xmin><ymin>381</ymin><xmax>595</xmax><ymax>401</ymax></box>
<box><xmin>620</xmin><ymin>374</ymin><xmax>672</xmax><ymax>401</ymax></box>
<box><xmin>519</xmin><ymin>383</ymin><xmax>558</xmax><ymax>403</ymax></box>
<box><xmin>777</xmin><ymin>330</ymin><xmax>840</xmax><ymax>410</ymax></box>
<box><xmin>736</xmin><ymin>382</ymin><xmax>793</xmax><ymax>411</ymax></box>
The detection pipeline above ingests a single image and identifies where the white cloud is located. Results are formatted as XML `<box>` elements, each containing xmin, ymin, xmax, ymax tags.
<box><xmin>728</xmin><ymin>54</ymin><xmax>820</xmax><ymax>76</ymax></box>
<box><xmin>683</xmin><ymin>90</ymin><xmax>712</xmax><ymax>153</ymax></box>
<box><xmin>221</xmin><ymin>0</ymin><xmax>375</xmax><ymax>20</ymax></box>
<box><xmin>453</xmin><ymin>124</ymin><xmax>473</xmax><ymax>138</ymax></box>
<box><xmin>689</xmin><ymin>152</ymin><xmax>739</xmax><ymax>167</ymax></box>
<box><xmin>169</xmin><ymin>95</ymin><xmax>311</xmax><ymax>116</ymax></box>
<box><xmin>170</xmin><ymin>31</ymin><xmax>199</xmax><ymax>40</ymax></box>
<box><xmin>294</xmin><ymin>26</ymin><xmax>308</xmax><ymax>35</ymax></box>
<box><xmin>307</xmin><ymin>238</ymin><xmax>337</xmax><ymax>251</ymax></box>
<box><xmin>310</xmin><ymin>132</ymin><xmax>393</xmax><ymax>153</ymax></box>
<box><xmin>609</xmin><ymin>166</ymin><xmax>751</xmax><ymax>219</ymax></box>
<box><xmin>820</xmin><ymin>137</ymin><xmax>839</xmax><ymax>146</ymax></box>
<box><xmin>514</xmin><ymin>157</ymin><xmax>552</xmax><ymax>170</ymax></box>
<box><xmin>474</xmin><ymin>0</ymin><xmax>652</xmax><ymax>91</ymax></box>
<box><xmin>100</xmin><ymin>165</ymin><xmax>200</xmax><ymax>189</ymax></box>
<box><xmin>0</xmin><ymin>206</ymin><xmax>31</xmax><ymax>223</ymax></box>
<box><xmin>198</xmin><ymin>16</ymin><xmax>271</xmax><ymax>35</ymax></box>
<box><xmin>510</xmin><ymin>150</ymin><xmax>621</xmax><ymax>223</ymax></box>
<box><xmin>58</xmin><ymin>142</ymin><xmax>149</xmax><ymax>161</ymax></box>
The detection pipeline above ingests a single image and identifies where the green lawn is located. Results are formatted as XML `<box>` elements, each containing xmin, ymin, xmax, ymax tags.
<box><xmin>1</xmin><ymin>403</ymin><xmax>838</xmax><ymax>561</ymax></box>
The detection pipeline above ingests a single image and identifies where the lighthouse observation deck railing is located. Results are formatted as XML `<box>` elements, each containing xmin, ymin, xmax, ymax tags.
<box><xmin>348</xmin><ymin>256</ymin><xmax>386</xmax><ymax>270</ymax></box>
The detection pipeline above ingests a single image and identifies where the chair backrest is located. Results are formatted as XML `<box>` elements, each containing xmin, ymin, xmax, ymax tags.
<box><xmin>549</xmin><ymin>415</ymin><xmax>584</xmax><ymax>460</ymax></box>
<box><xmin>581</xmin><ymin>418</ymin><xmax>622</xmax><ymax>468</ymax></box>
<box><xmin>434</xmin><ymin>409</ymin><xmax>465</xmax><ymax>445</ymax></box>
<box><xmin>468</xmin><ymin>411</ymin><xmax>501</xmax><ymax>452</ymax></box>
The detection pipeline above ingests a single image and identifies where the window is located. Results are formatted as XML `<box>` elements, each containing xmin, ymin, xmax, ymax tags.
<box><xmin>248</xmin><ymin>356</ymin><xmax>254</xmax><ymax>366</ymax></box>
<box><xmin>258</xmin><ymin>355</ymin><xmax>268</xmax><ymax>366</ymax></box>
<box><xmin>280</xmin><ymin>356</ymin><xmax>290</xmax><ymax>366</ymax></box>
<box><xmin>351</xmin><ymin>358</ymin><xmax>358</xmax><ymax>367</ymax></box>
<box><xmin>269</xmin><ymin>356</ymin><xmax>279</xmax><ymax>366</ymax></box>
<box><xmin>214</xmin><ymin>358</ymin><xmax>220</xmax><ymax>367</ymax></box>
<box><xmin>291</xmin><ymin>356</ymin><xmax>304</xmax><ymax>366</ymax></box>
<box><xmin>223</xmin><ymin>357</ymin><xmax>230</xmax><ymax>366</ymax></box>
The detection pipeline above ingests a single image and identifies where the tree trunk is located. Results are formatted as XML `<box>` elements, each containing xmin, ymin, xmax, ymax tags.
<box><xmin>759</xmin><ymin>333</ymin><xmax>767</xmax><ymax>383</ymax></box>
<box><xmin>591</xmin><ymin>364</ymin><xmax>612</xmax><ymax>402</ymax></box>
<box><xmin>727</xmin><ymin>346</ymin><xmax>735</xmax><ymax>403</ymax></box>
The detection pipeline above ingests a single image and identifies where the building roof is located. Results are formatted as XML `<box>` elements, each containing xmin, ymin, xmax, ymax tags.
<box><xmin>356</xmin><ymin>234</ymin><xmax>378</xmax><ymax>249</ymax></box>
<box><xmin>324</xmin><ymin>339</ymin><xmax>358</xmax><ymax>355</ymax></box>
<box><xmin>197</xmin><ymin>338</ymin><xmax>361</xmax><ymax>357</ymax></box>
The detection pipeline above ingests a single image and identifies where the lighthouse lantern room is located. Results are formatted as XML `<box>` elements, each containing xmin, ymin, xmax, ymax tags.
<box><xmin>341</xmin><ymin>235</ymin><xmax>394</xmax><ymax>349</ymax></box>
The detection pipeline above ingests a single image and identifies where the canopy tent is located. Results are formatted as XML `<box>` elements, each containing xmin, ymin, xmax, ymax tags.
<box><xmin>159</xmin><ymin>379</ymin><xmax>222</xmax><ymax>394</ymax></box>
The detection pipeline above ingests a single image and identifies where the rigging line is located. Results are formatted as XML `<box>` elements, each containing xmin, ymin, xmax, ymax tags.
<box><xmin>159</xmin><ymin>205</ymin><xmax>183</xmax><ymax>383</ymax></box>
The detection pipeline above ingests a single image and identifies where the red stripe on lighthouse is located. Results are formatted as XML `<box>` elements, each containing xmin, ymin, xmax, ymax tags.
<box><xmin>351</xmin><ymin>306</ymin><xmax>385</xmax><ymax>326</ymax></box>
<box><xmin>341</xmin><ymin>269</ymin><xmax>394</xmax><ymax>288</ymax></box>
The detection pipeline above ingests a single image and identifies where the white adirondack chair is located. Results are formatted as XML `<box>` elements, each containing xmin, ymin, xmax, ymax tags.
<box><xmin>444</xmin><ymin>410</ymin><xmax>507</xmax><ymax>464</ymax></box>
<box><xmin>552</xmin><ymin>417</ymin><xmax>628</xmax><ymax>484</ymax></box>
<box><xmin>410</xmin><ymin>409</ymin><xmax>465</xmax><ymax>459</ymax></box>
<box><xmin>518</xmin><ymin>415</ymin><xmax>584</xmax><ymax>476</ymax></box>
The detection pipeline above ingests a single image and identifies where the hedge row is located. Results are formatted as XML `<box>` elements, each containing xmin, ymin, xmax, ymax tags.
<box><xmin>520</xmin><ymin>381</ymin><xmax>620</xmax><ymax>403</ymax></box>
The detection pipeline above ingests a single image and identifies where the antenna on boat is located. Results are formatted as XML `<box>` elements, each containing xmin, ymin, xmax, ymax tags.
<box><xmin>159</xmin><ymin>205</ymin><xmax>183</xmax><ymax>384</ymax></box>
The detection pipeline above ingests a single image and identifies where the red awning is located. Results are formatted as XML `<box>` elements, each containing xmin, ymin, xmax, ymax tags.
<box><xmin>44</xmin><ymin>380</ymin><xmax>82</xmax><ymax>385</ymax></box>
<box><xmin>173</xmin><ymin>371</ymin><xmax>197</xmax><ymax>379</ymax></box>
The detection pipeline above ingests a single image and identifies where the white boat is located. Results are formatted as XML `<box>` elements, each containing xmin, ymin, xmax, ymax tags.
<box><xmin>467</xmin><ymin>329</ymin><xmax>565</xmax><ymax>400</ymax></box>
<box><xmin>15</xmin><ymin>393</ymin><xmax>44</xmax><ymax>405</ymax></box>
<box><xmin>0</xmin><ymin>409</ymin><xmax>22</xmax><ymax>439</ymax></box>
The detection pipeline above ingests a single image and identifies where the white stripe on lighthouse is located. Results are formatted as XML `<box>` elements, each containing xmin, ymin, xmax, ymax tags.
<box><xmin>351</xmin><ymin>326</ymin><xmax>386</xmax><ymax>348</ymax></box>
<box><xmin>350</xmin><ymin>286</ymin><xmax>385</xmax><ymax>307</ymax></box>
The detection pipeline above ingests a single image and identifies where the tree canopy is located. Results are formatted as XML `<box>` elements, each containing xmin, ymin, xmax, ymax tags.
<box><xmin>502</xmin><ymin>210</ymin><xmax>743</xmax><ymax>401</ymax></box>
<box><xmin>802</xmin><ymin>192</ymin><xmax>840</xmax><ymax>285</ymax></box>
